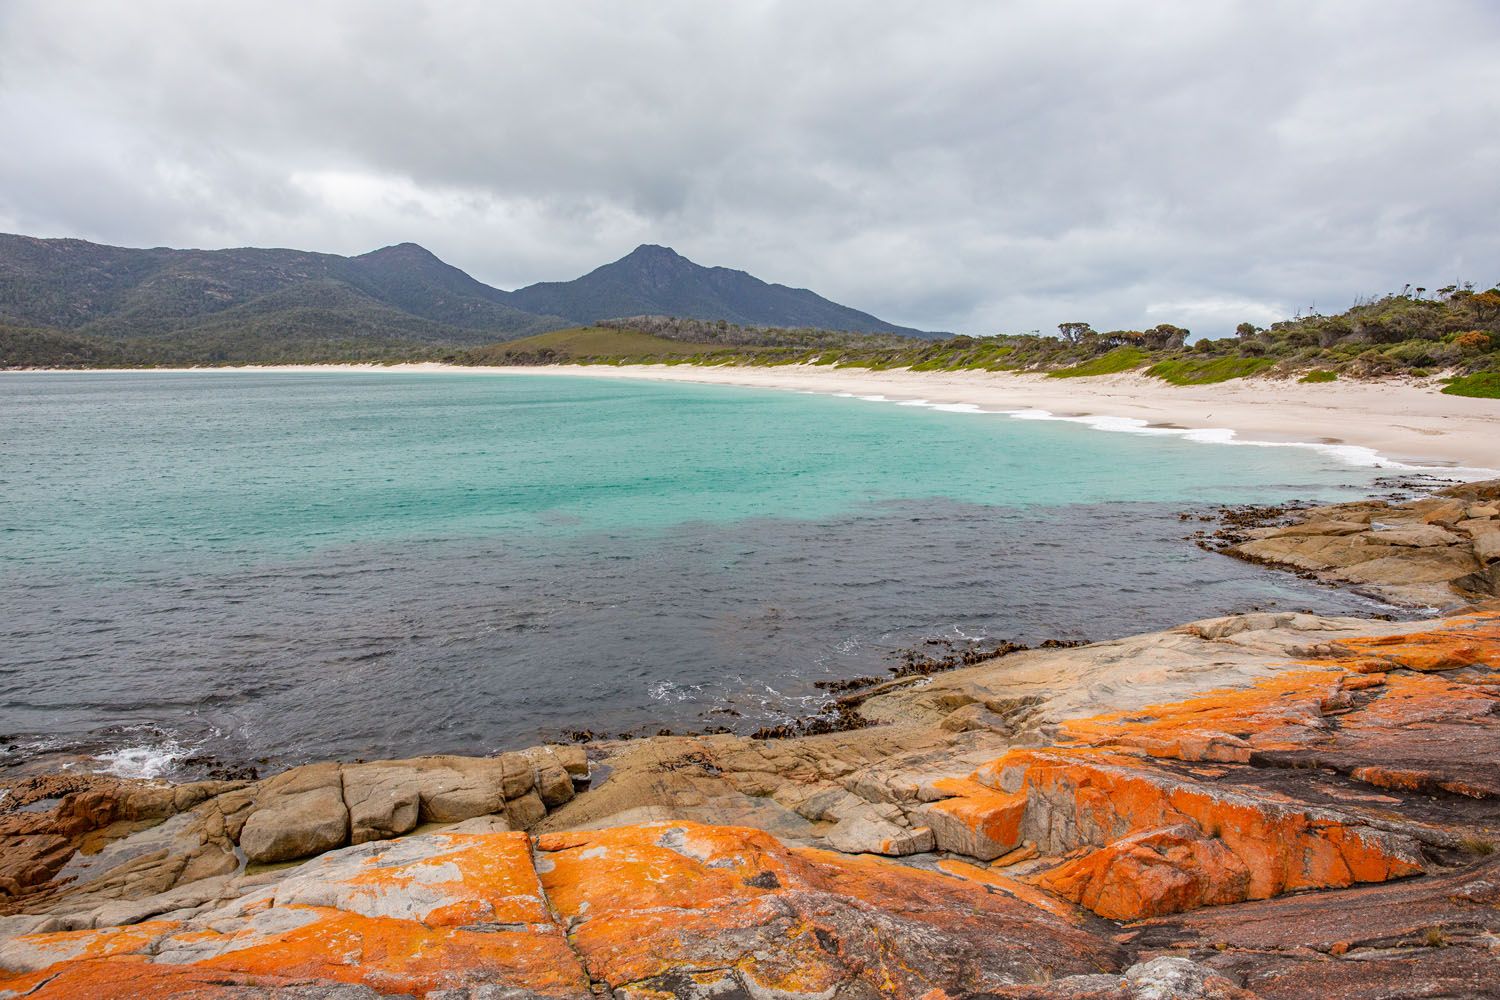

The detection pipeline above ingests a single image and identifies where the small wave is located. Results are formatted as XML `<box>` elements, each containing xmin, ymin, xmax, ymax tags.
<box><xmin>95</xmin><ymin>740</ymin><xmax>194</xmax><ymax>780</ymax></box>
<box><xmin>648</xmin><ymin>680</ymin><xmax>705</xmax><ymax>703</ymax></box>
<box><xmin>1013</xmin><ymin>408</ymin><xmax>1496</xmax><ymax>475</ymax></box>
<box><xmin>826</xmin><ymin>395</ymin><xmax>1495</xmax><ymax>478</ymax></box>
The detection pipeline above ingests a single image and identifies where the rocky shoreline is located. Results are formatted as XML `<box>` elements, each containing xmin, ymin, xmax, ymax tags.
<box><xmin>1203</xmin><ymin>478</ymin><xmax>1500</xmax><ymax>610</ymax></box>
<box><xmin>3</xmin><ymin>485</ymin><xmax>1500</xmax><ymax>998</ymax></box>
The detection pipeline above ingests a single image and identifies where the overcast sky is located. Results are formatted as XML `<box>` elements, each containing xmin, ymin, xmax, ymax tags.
<box><xmin>1</xmin><ymin>2</ymin><xmax>1496</xmax><ymax>335</ymax></box>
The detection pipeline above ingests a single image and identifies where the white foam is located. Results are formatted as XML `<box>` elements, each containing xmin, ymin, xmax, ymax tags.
<box><xmin>95</xmin><ymin>740</ymin><xmax>192</xmax><ymax>780</ymax></box>
<box><xmin>1010</xmin><ymin>407</ymin><xmax>1488</xmax><ymax>472</ymax></box>
<box><xmin>815</xmin><ymin>391</ymin><xmax>1495</xmax><ymax>478</ymax></box>
<box><xmin>648</xmin><ymin>680</ymin><xmax>705</xmax><ymax>703</ymax></box>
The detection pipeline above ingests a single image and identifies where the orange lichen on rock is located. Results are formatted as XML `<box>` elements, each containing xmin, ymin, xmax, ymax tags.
<box><xmin>919</xmin><ymin>776</ymin><xmax>1027</xmax><ymax>859</ymax></box>
<box><xmin>329</xmin><ymin>830</ymin><xmax>553</xmax><ymax>926</ymax></box>
<box><xmin>1324</xmin><ymin>613</ymin><xmax>1500</xmax><ymax>673</ymax></box>
<box><xmin>0</xmin><ymin>921</ymin><xmax>184</xmax><ymax>998</ymax></box>
<box><xmin>934</xmin><ymin>858</ymin><xmax>1082</xmax><ymax>922</ymax></box>
<box><xmin>196</xmin><ymin>906</ymin><xmax>588</xmax><ymax>996</ymax></box>
<box><xmin>1036</xmin><ymin>824</ymin><xmax>1250</xmax><ymax>920</ymax></box>
<box><xmin>1057</xmin><ymin>669</ymin><xmax>1347</xmax><ymax>761</ymax></box>
<box><xmin>535</xmin><ymin>821</ymin><xmax>1118</xmax><ymax>996</ymax></box>
<box><xmin>0</xmin><ymin>834</ymin><xmax>592</xmax><ymax>999</ymax></box>
<box><xmin>1</xmin><ymin>824</ymin><xmax>1122</xmax><ymax>999</ymax></box>
<box><xmin>1339</xmin><ymin>670</ymin><xmax>1497</xmax><ymax>728</ymax></box>
<box><xmin>945</xmin><ymin>746</ymin><xmax>1425</xmax><ymax>918</ymax></box>
<box><xmin>0</xmin><ymin>960</ymin><xmax>354</xmax><ymax>1000</ymax></box>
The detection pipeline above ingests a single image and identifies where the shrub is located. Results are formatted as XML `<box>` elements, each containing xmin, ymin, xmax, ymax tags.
<box><xmin>1046</xmin><ymin>346</ymin><xmax>1149</xmax><ymax>378</ymax></box>
<box><xmin>1455</xmin><ymin>330</ymin><xmax>1493</xmax><ymax>353</ymax></box>
<box><xmin>1299</xmin><ymin>369</ymin><xmax>1338</xmax><ymax>383</ymax></box>
<box><xmin>1146</xmin><ymin>357</ymin><xmax>1276</xmax><ymax>385</ymax></box>
<box><xmin>1441</xmin><ymin>371</ymin><xmax>1500</xmax><ymax>398</ymax></box>
<box><xmin>1384</xmin><ymin>341</ymin><xmax>1437</xmax><ymax>366</ymax></box>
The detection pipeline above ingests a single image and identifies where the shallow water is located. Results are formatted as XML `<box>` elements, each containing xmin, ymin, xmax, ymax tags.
<box><xmin>0</xmin><ymin>371</ymin><xmax>1395</xmax><ymax>776</ymax></box>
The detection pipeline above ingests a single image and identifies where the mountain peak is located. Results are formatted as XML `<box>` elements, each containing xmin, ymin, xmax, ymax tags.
<box><xmin>617</xmin><ymin>244</ymin><xmax>693</xmax><ymax>271</ymax></box>
<box><xmin>359</xmin><ymin>242</ymin><xmax>441</xmax><ymax>262</ymax></box>
<box><xmin>508</xmin><ymin>243</ymin><xmax>923</xmax><ymax>335</ymax></box>
<box><xmin>625</xmin><ymin>243</ymin><xmax>682</xmax><ymax>258</ymax></box>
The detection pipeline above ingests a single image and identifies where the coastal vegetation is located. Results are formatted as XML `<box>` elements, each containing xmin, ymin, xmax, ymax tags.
<box><xmin>1442</xmin><ymin>371</ymin><xmax>1500</xmax><ymax>398</ymax></box>
<box><xmin>449</xmin><ymin>286</ymin><xmax>1500</xmax><ymax>396</ymax></box>
<box><xmin>464</xmin><ymin>326</ymin><xmax>734</xmax><ymax>365</ymax></box>
<box><xmin>1298</xmin><ymin>368</ymin><xmax>1338</xmax><ymax>383</ymax></box>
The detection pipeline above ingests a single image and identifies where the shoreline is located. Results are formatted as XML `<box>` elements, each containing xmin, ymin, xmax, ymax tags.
<box><xmin>5</xmin><ymin>410</ymin><xmax>1498</xmax><ymax>995</ymax></box>
<box><xmin>7</xmin><ymin>606</ymin><xmax>1499</xmax><ymax>995</ymax></box>
<box><xmin>11</xmin><ymin>360</ymin><xmax>1499</xmax><ymax>473</ymax></box>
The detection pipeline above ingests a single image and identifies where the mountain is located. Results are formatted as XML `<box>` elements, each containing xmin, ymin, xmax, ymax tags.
<box><xmin>0</xmin><ymin>234</ymin><xmax>563</xmax><ymax>349</ymax></box>
<box><xmin>509</xmin><ymin>244</ymin><xmax>923</xmax><ymax>335</ymax></box>
<box><xmin>0</xmin><ymin>234</ymin><xmax>927</xmax><ymax>365</ymax></box>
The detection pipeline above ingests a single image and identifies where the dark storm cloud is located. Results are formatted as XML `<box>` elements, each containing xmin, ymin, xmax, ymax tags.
<box><xmin>1</xmin><ymin>1</ymin><xmax>1496</xmax><ymax>333</ymax></box>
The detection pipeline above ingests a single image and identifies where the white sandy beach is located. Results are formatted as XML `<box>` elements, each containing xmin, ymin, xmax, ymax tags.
<box><xmin>18</xmin><ymin>362</ymin><xmax>1500</xmax><ymax>473</ymax></box>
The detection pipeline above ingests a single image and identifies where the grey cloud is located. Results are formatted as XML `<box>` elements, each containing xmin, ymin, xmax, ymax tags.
<box><xmin>0</xmin><ymin>0</ymin><xmax>1496</xmax><ymax>334</ymax></box>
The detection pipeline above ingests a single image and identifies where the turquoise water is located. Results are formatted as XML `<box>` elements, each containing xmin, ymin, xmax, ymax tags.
<box><xmin>0</xmin><ymin>371</ymin><xmax>1390</xmax><ymax>773</ymax></box>
<box><xmin>2</xmin><ymin>371</ymin><xmax>1378</xmax><ymax>576</ymax></box>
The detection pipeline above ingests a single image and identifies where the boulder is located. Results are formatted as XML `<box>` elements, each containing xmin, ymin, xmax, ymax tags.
<box><xmin>414</xmin><ymin>757</ymin><xmax>510</xmax><ymax>823</ymax></box>
<box><xmin>238</xmin><ymin>766</ymin><xmax>349</xmax><ymax>865</ymax></box>
<box><xmin>1363</xmin><ymin>524</ymin><xmax>1463</xmax><ymax>547</ymax></box>
<box><xmin>1410</xmin><ymin>498</ymin><xmax>1469</xmax><ymax>527</ymax></box>
<box><xmin>505</xmin><ymin>791</ymin><xmax>547</xmax><ymax>829</ymax></box>
<box><xmin>519</xmin><ymin>746</ymin><xmax>576</xmax><ymax>808</ymax></box>
<box><xmin>341</xmin><ymin>764</ymin><xmax>422</xmax><ymax>845</ymax></box>
<box><xmin>918</xmin><ymin>778</ymin><xmax>1025</xmax><ymax>860</ymax></box>
<box><xmin>547</xmin><ymin>743</ymin><xmax>590</xmax><ymax>779</ymax></box>
<box><xmin>824</xmin><ymin>811</ymin><xmax>934</xmax><ymax>856</ymax></box>
<box><xmin>1038</xmin><ymin>824</ymin><xmax>1252</xmax><ymax>920</ymax></box>
<box><xmin>1231</xmin><ymin>533</ymin><xmax>1373</xmax><ymax>571</ymax></box>
<box><xmin>1473</xmin><ymin>525</ymin><xmax>1500</xmax><ymax>564</ymax></box>
<box><xmin>1335</xmin><ymin>546</ymin><xmax>1479</xmax><ymax>586</ymax></box>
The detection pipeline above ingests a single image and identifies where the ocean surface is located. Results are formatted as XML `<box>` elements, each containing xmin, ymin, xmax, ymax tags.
<box><xmin>0</xmin><ymin>370</ymin><xmax>1401</xmax><ymax>777</ymax></box>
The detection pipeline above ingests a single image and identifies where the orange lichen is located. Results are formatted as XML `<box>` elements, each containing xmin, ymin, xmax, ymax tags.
<box><xmin>952</xmin><ymin>745</ymin><xmax>1424</xmax><ymax>914</ymax></box>
<box><xmin>1036</xmin><ymin>825</ymin><xmax>1250</xmax><ymax>920</ymax></box>
<box><xmin>1340</xmin><ymin>671</ymin><xmax>1497</xmax><ymax>729</ymax></box>
<box><xmin>194</xmin><ymin>906</ymin><xmax>587</xmax><ymax>996</ymax></box>
<box><xmin>335</xmin><ymin>830</ymin><xmax>551</xmax><ymax>926</ymax></box>
<box><xmin>935</xmin><ymin>859</ymin><xmax>1081</xmax><ymax>922</ymax></box>
<box><xmin>536</xmin><ymin>822</ymin><xmax>1114</xmax><ymax>995</ymax></box>
<box><xmin>1324</xmin><ymin>614</ymin><xmax>1500</xmax><ymax>673</ymax></box>
<box><xmin>923</xmin><ymin>776</ymin><xmax>1026</xmax><ymax>854</ymax></box>
<box><xmin>1058</xmin><ymin>669</ymin><xmax>1345</xmax><ymax>760</ymax></box>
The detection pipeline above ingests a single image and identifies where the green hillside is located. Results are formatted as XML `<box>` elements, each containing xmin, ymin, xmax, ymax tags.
<box><xmin>465</xmin><ymin>327</ymin><xmax>734</xmax><ymax>364</ymax></box>
<box><xmin>0</xmin><ymin>323</ymin><xmax>128</xmax><ymax>367</ymax></box>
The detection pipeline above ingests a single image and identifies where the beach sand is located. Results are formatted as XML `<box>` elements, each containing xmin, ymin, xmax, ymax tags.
<box><xmin>19</xmin><ymin>362</ymin><xmax>1500</xmax><ymax>472</ymax></box>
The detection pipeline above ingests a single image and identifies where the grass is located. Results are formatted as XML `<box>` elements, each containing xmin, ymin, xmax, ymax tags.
<box><xmin>1299</xmin><ymin>369</ymin><xmax>1338</xmax><ymax>383</ymax></box>
<box><xmin>1441</xmin><ymin>371</ymin><xmax>1500</xmax><ymax>398</ymax></box>
<box><xmin>1045</xmin><ymin>346</ymin><xmax>1148</xmax><ymax>378</ymax></box>
<box><xmin>1459</xmin><ymin>836</ymin><xmax>1496</xmax><ymax>856</ymax></box>
<box><xmin>1146</xmin><ymin>356</ymin><xmax>1276</xmax><ymax>385</ymax></box>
